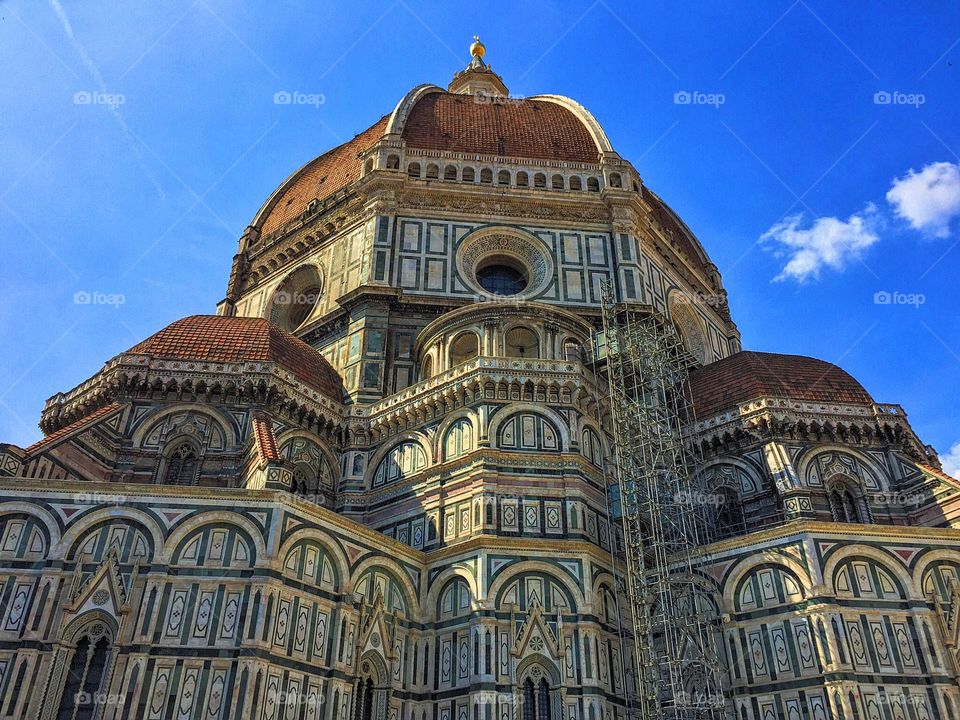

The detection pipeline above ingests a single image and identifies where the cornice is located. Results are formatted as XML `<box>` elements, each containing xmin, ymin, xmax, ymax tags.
<box><xmin>41</xmin><ymin>352</ymin><xmax>346</xmax><ymax>434</ymax></box>
<box><xmin>352</xmin><ymin>356</ymin><xmax>601</xmax><ymax>439</ymax></box>
<box><xmin>697</xmin><ymin>518</ymin><xmax>960</xmax><ymax>559</ymax></box>
<box><xmin>693</xmin><ymin>397</ymin><xmax>919</xmax><ymax>445</ymax></box>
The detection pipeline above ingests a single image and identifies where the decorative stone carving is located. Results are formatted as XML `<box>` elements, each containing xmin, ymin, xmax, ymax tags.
<box><xmin>456</xmin><ymin>228</ymin><xmax>554</xmax><ymax>300</ymax></box>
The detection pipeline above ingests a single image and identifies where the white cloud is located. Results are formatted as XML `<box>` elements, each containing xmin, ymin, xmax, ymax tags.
<box><xmin>761</xmin><ymin>205</ymin><xmax>880</xmax><ymax>282</ymax></box>
<box><xmin>886</xmin><ymin>161</ymin><xmax>960</xmax><ymax>238</ymax></box>
<box><xmin>942</xmin><ymin>441</ymin><xmax>960</xmax><ymax>479</ymax></box>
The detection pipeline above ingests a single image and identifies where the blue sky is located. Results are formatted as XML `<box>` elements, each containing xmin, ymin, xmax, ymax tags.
<box><xmin>1</xmin><ymin>1</ymin><xmax>958</xmax><ymax>472</ymax></box>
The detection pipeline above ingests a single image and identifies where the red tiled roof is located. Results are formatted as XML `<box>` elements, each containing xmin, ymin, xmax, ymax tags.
<box><xmin>259</xmin><ymin>115</ymin><xmax>390</xmax><ymax>236</ymax></box>
<box><xmin>27</xmin><ymin>402</ymin><xmax>123</xmax><ymax>455</ymax></box>
<box><xmin>919</xmin><ymin>463</ymin><xmax>960</xmax><ymax>488</ymax></box>
<box><xmin>252</xmin><ymin>412</ymin><xmax>281</xmax><ymax>463</ymax></box>
<box><xmin>688</xmin><ymin>351</ymin><xmax>873</xmax><ymax>418</ymax></box>
<box><xmin>128</xmin><ymin>316</ymin><xmax>344</xmax><ymax>401</ymax></box>
<box><xmin>402</xmin><ymin>92</ymin><xmax>599</xmax><ymax>163</ymax></box>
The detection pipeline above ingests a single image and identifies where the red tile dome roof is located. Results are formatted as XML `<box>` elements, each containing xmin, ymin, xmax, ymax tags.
<box><xmin>259</xmin><ymin>115</ymin><xmax>389</xmax><ymax>236</ymax></box>
<box><xmin>689</xmin><ymin>351</ymin><xmax>873</xmax><ymax>418</ymax></box>
<box><xmin>254</xmin><ymin>88</ymin><xmax>606</xmax><ymax>239</ymax></box>
<box><xmin>128</xmin><ymin>315</ymin><xmax>344</xmax><ymax>401</ymax></box>
<box><xmin>400</xmin><ymin>92</ymin><xmax>600</xmax><ymax>163</ymax></box>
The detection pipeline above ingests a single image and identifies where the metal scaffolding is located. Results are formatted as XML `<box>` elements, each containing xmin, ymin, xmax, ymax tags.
<box><xmin>599</xmin><ymin>279</ymin><xmax>727</xmax><ymax>720</ymax></box>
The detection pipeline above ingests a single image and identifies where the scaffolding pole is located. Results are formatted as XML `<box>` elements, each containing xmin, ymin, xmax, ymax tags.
<box><xmin>599</xmin><ymin>279</ymin><xmax>727</xmax><ymax>720</ymax></box>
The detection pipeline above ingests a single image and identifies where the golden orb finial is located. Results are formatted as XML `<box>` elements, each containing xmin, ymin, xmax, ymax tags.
<box><xmin>470</xmin><ymin>36</ymin><xmax>486</xmax><ymax>60</ymax></box>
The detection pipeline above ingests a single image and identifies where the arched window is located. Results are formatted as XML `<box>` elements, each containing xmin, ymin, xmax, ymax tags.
<box><xmin>569</xmin><ymin>176</ymin><xmax>583</xmax><ymax>191</ymax></box>
<box><xmin>55</xmin><ymin>621</ymin><xmax>112</xmax><ymax>719</ymax></box>
<box><xmin>291</xmin><ymin>462</ymin><xmax>318</xmax><ymax>499</ymax></box>
<box><xmin>480</xmin><ymin>168</ymin><xmax>493</xmax><ymax>184</ymax></box>
<box><xmin>670</xmin><ymin>296</ymin><xmax>707</xmax><ymax>365</ymax></box>
<box><xmin>163</xmin><ymin>440</ymin><xmax>200</xmax><ymax>485</ymax></box>
<box><xmin>609</xmin><ymin>172</ymin><xmax>622</xmax><ymax>188</ymax></box>
<box><xmin>449</xmin><ymin>332</ymin><xmax>480</xmax><ymax>366</ymax></box>
<box><xmin>715</xmin><ymin>486</ymin><xmax>745</xmax><ymax>538</ymax></box>
<box><xmin>444</xmin><ymin>165</ymin><xmax>458</xmax><ymax>181</ymax></box>
<box><xmin>373</xmin><ymin>442</ymin><xmax>427</xmax><ymax>486</ymax></box>
<box><xmin>407</xmin><ymin>162</ymin><xmax>421</xmax><ymax>178</ymax></box>
<box><xmin>563</xmin><ymin>339</ymin><xmax>583</xmax><ymax>363</ymax></box>
<box><xmin>521</xmin><ymin>676</ymin><xmax>552</xmax><ymax>720</ymax></box>
<box><xmin>505</xmin><ymin>327</ymin><xmax>540</xmax><ymax>358</ymax></box>
<box><xmin>582</xmin><ymin>427</ymin><xmax>604</xmax><ymax>467</ymax></box>
<box><xmin>444</xmin><ymin>419</ymin><xmax>473</xmax><ymax>461</ymax></box>
<box><xmin>551</xmin><ymin>174</ymin><xmax>564</xmax><ymax>190</ymax></box>
<box><xmin>587</xmin><ymin>176</ymin><xmax>600</xmax><ymax>192</ymax></box>
<box><xmin>828</xmin><ymin>479</ymin><xmax>868</xmax><ymax>523</ymax></box>
<box><xmin>499</xmin><ymin>413</ymin><xmax>560</xmax><ymax>452</ymax></box>
<box><xmin>523</xmin><ymin>679</ymin><xmax>536</xmax><ymax>720</ymax></box>
<box><xmin>438</xmin><ymin>578</ymin><xmax>472</xmax><ymax>619</ymax></box>
<box><xmin>537</xmin><ymin>679</ymin><xmax>551</xmax><ymax>720</ymax></box>
<box><xmin>426</xmin><ymin>164</ymin><xmax>439</xmax><ymax>179</ymax></box>
<box><xmin>516</xmin><ymin>171</ymin><xmax>529</xmax><ymax>187</ymax></box>
<box><xmin>420</xmin><ymin>355</ymin><xmax>434</xmax><ymax>381</ymax></box>
<box><xmin>462</xmin><ymin>167</ymin><xmax>476</xmax><ymax>182</ymax></box>
<box><xmin>533</xmin><ymin>173</ymin><xmax>547</xmax><ymax>188</ymax></box>
<box><xmin>498</xmin><ymin>170</ymin><xmax>511</xmax><ymax>185</ymax></box>
<box><xmin>362</xmin><ymin>679</ymin><xmax>373</xmax><ymax>720</ymax></box>
<box><xmin>363</xmin><ymin>158</ymin><xmax>374</xmax><ymax>174</ymax></box>
<box><xmin>386</xmin><ymin>154</ymin><xmax>400</xmax><ymax>170</ymax></box>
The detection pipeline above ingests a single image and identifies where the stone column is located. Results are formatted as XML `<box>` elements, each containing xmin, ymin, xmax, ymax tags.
<box><xmin>761</xmin><ymin>440</ymin><xmax>813</xmax><ymax>520</ymax></box>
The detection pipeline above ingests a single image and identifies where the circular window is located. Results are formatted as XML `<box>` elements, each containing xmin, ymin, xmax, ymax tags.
<box><xmin>270</xmin><ymin>265</ymin><xmax>324</xmax><ymax>332</ymax></box>
<box><xmin>456</xmin><ymin>229</ymin><xmax>553</xmax><ymax>300</ymax></box>
<box><xmin>476</xmin><ymin>258</ymin><xmax>529</xmax><ymax>296</ymax></box>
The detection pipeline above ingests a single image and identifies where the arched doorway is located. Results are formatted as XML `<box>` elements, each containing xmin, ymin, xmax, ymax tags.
<box><xmin>50</xmin><ymin>614</ymin><xmax>116</xmax><ymax>720</ymax></box>
<box><xmin>516</xmin><ymin>658</ymin><xmax>560</xmax><ymax>720</ymax></box>
<box><xmin>353</xmin><ymin>654</ymin><xmax>389</xmax><ymax>720</ymax></box>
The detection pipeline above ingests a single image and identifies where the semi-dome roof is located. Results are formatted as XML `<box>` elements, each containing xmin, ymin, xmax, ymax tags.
<box><xmin>689</xmin><ymin>351</ymin><xmax>873</xmax><ymax>418</ymax></box>
<box><xmin>128</xmin><ymin>315</ymin><xmax>344</xmax><ymax>400</ymax></box>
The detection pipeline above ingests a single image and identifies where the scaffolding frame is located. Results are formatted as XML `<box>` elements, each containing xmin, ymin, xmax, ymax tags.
<box><xmin>599</xmin><ymin>280</ymin><xmax>727</xmax><ymax>720</ymax></box>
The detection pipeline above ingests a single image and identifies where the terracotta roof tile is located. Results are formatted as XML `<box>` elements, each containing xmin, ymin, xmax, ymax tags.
<box><xmin>688</xmin><ymin>351</ymin><xmax>873</xmax><ymax>418</ymax></box>
<box><xmin>128</xmin><ymin>315</ymin><xmax>344</xmax><ymax>401</ymax></box>
<box><xmin>252</xmin><ymin>412</ymin><xmax>281</xmax><ymax>463</ymax></box>
<box><xmin>259</xmin><ymin>115</ymin><xmax>389</xmax><ymax>236</ymax></box>
<box><xmin>919</xmin><ymin>463</ymin><xmax>960</xmax><ymax>488</ymax></box>
<box><xmin>26</xmin><ymin>402</ymin><xmax>123</xmax><ymax>455</ymax></box>
<box><xmin>257</xmin><ymin>92</ymin><xmax>602</xmax><ymax>239</ymax></box>
<box><xmin>402</xmin><ymin>92</ymin><xmax>599</xmax><ymax>163</ymax></box>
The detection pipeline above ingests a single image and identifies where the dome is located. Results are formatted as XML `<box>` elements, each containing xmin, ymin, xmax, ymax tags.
<box><xmin>128</xmin><ymin>315</ymin><xmax>344</xmax><ymax>400</ymax></box>
<box><xmin>258</xmin><ymin>115</ymin><xmax>389</xmax><ymax>237</ymax></box>
<box><xmin>253</xmin><ymin>85</ymin><xmax>611</xmax><ymax>239</ymax></box>
<box><xmin>689</xmin><ymin>351</ymin><xmax>873</xmax><ymax>418</ymax></box>
<box><xmin>400</xmin><ymin>92</ymin><xmax>600</xmax><ymax>163</ymax></box>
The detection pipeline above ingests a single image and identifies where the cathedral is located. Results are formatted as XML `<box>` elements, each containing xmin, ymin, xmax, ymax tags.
<box><xmin>2</xmin><ymin>38</ymin><xmax>960</xmax><ymax>720</ymax></box>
